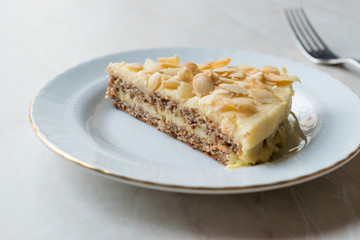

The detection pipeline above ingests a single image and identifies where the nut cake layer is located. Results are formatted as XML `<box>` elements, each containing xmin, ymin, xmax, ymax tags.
<box><xmin>106</xmin><ymin>55</ymin><xmax>298</xmax><ymax>168</ymax></box>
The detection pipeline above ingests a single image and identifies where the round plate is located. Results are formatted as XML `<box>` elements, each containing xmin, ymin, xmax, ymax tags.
<box><xmin>30</xmin><ymin>47</ymin><xmax>360</xmax><ymax>194</ymax></box>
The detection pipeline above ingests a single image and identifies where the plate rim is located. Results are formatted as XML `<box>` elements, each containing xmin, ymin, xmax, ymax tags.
<box><xmin>29</xmin><ymin>47</ymin><xmax>360</xmax><ymax>194</ymax></box>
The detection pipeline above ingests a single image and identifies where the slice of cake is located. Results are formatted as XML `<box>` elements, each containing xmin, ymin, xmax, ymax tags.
<box><xmin>106</xmin><ymin>55</ymin><xmax>298</xmax><ymax>168</ymax></box>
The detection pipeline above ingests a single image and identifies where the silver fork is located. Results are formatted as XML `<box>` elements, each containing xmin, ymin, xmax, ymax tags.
<box><xmin>285</xmin><ymin>8</ymin><xmax>360</xmax><ymax>69</ymax></box>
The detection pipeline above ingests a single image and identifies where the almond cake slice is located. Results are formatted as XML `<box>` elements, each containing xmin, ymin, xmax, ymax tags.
<box><xmin>105</xmin><ymin>55</ymin><xmax>299</xmax><ymax>168</ymax></box>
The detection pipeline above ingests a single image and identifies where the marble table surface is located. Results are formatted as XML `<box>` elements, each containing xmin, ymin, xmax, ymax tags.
<box><xmin>1</xmin><ymin>0</ymin><xmax>360</xmax><ymax>239</ymax></box>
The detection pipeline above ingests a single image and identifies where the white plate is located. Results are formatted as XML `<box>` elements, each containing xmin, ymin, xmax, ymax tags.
<box><xmin>30</xmin><ymin>47</ymin><xmax>360</xmax><ymax>194</ymax></box>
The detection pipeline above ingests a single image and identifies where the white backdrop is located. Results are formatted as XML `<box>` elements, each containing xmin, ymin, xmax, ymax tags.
<box><xmin>1</xmin><ymin>0</ymin><xmax>360</xmax><ymax>239</ymax></box>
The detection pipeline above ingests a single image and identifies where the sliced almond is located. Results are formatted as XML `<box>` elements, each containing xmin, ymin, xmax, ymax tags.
<box><xmin>230</xmin><ymin>71</ymin><xmax>244</xmax><ymax>79</ymax></box>
<box><xmin>246</xmin><ymin>72</ymin><xmax>264</xmax><ymax>82</ymax></box>
<box><xmin>159</xmin><ymin>74</ymin><xmax>173</xmax><ymax>81</ymax></box>
<box><xmin>219</xmin><ymin>84</ymin><xmax>248</xmax><ymax>95</ymax></box>
<box><xmin>247</xmin><ymin>67</ymin><xmax>261</xmax><ymax>75</ymax></box>
<box><xmin>162</xmin><ymin>77</ymin><xmax>180</xmax><ymax>89</ymax></box>
<box><xmin>225</xmin><ymin>97</ymin><xmax>257</xmax><ymax>114</ymax></box>
<box><xmin>237</xmin><ymin>81</ymin><xmax>251</xmax><ymax>89</ymax></box>
<box><xmin>213</xmin><ymin>68</ymin><xmax>237</xmax><ymax>78</ymax></box>
<box><xmin>210</xmin><ymin>71</ymin><xmax>220</xmax><ymax>82</ymax></box>
<box><xmin>264</xmin><ymin>74</ymin><xmax>294</xmax><ymax>84</ymax></box>
<box><xmin>148</xmin><ymin>72</ymin><xmax>163</xmax><ymax>91</ymax></box>
<box><xmin>214</xmin><ymin>88</ymin><xmax>235</xmax><ymax>99</ymax></box>
<box><xmin>288</xmin><ymin>75</ymin><xmax>300</xmax><ymax>82</ymax></box>
<box><xmin>261</xmin><ymin>65</ymin><xmax>280</xmax><ymax>75</ymax></box>
<box><xmin>176</xmin><ymin>82</ymin><xmax>195</xmax><ymax>100</ymax></box>
<box><xmin>125</xmin><ymin>63</ymin><xmax>143</xmax><ymax>71</ymax></box>
<box><xmin>200</xmin><ymin>93</ymin><xmax>225</xmax><ymax>107</ymax></box>
<box><xmin>157</xmin><ymin>55</ymin><xmax>180</xmax><ymax>68</ymax></box>
<box><xmin>213</xmin><ymin>67</ymin><xmax>237</xmax><ymax>73</ymax></box>
<box><xmin>248</xmin><ymin>89</ymin><xmax>281</xmax><ymax>103</ymax></box>
<box><xmin>198</xmin><ymin>93</ymin><xmax>217</xmax><ymax>106</ymax></box>
<box><xmin>215</xmin><ymin>77</ymin><xmax>237</xmax><ymax>85</ymax></box>
<box><xmin>178</xmin><ymin>68</ymin><xmax>194</xmax><ymax>83</ymax></box>
<box><xmin>250</xmin><ymin>79</ymin><xmax>267</xmax><ymax>90</ymax></box>
<box><xmin>199</xmin><ymin>88</ymin><xmax>234</xmax><ymax>107</ymax></box>
<box><xmin>212</xmin><ymin>88</ymin><xmax>231</xmax><ymax>94</ymax></box>
<box><xmin>193</xmin><ymin>73</ymin><xmax>213</xmax><ymax>97</ymax></box>
<box><xmin>183</xmin><ymin>62</ymin><xmax>200</xmax><ymax>74</ymax></box>
<box><xmin>159</xmin><ymin>68</ymin><xmax>181</xmax><ymax>75</ymax></box>
<box><xmin>199</xmin><ymin>58</ymin><xmax>231</xmax><ymax>70</ymax></box>
<box><xmin>143</xmin><ymin>59</ymin><xmax>160</xmax><ymax>73</ymax></box>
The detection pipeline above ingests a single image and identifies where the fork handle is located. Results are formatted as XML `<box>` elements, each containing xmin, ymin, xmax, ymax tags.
<box><xmin>331</xmin><ymin>58</ymin><xmax>360</xmax><ymax>70</ymax></box>
<box><xmin>344</xmin><ymin>58</ymin><xmax>360</xmax><ymax>70</ymax></box>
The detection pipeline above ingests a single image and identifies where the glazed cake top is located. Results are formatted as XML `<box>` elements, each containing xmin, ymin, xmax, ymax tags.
<box><xmin>106</xmin><ymin>55</ymin><xmax>299</xmax><ymax>154</ymax></box>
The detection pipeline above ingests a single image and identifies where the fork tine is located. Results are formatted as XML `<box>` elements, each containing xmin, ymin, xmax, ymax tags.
<box><xmin>286</xmin><ymin>7</ymin><xmax>346</xmax><ymax>65</ymax></box>
<box><xmin>294</xmin><ymin>8</ymin><xmax>322</xmax><ymax>51</ymax></box>
<box><xmin>285</xmin><ymin>9</ymin><xmax>312</xmax><ymax>53</ymax></box>
<box><xmin>298</xmin><ymin>8</ymin><xmax>330</xmax><ymax>51</ymax></box>
<box><xmin>291</xmin><ymin>8</ymin><xmax>323</xmax><ymax>52</ymax></box>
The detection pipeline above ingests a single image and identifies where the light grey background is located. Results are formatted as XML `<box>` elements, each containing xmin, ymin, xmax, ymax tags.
<box><xmin>1</xmin><ymin>0</ymin><xmax>360</xmax><ymax>239</ymax></box>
